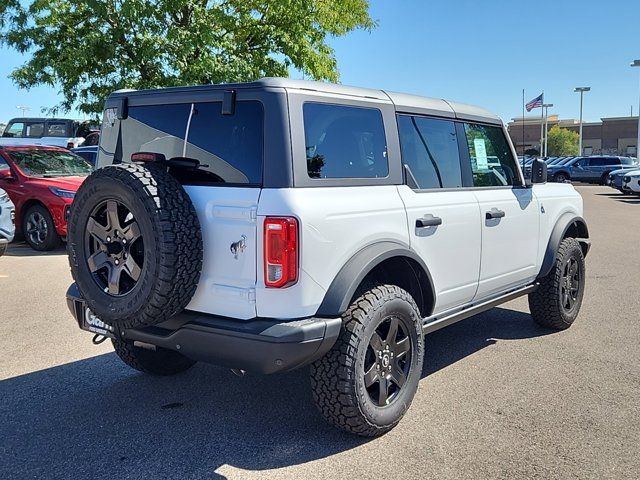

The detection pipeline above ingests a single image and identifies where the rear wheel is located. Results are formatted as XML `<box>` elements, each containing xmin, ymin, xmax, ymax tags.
<box><xmin>310</xmin><ymin>284</ymin><xmax>424</xmax><ymax>436</ymax></box>
<box><xmin>112</xmin><ymin>338</ymin><xmax>196</xmax><ymax>376</ymax></box>
<box><xmin>529</xmin><ymin>237</ymin><xmax>585</xmax><ymax>330</ymax></box>
<box><xmin>23</xmin><ymin>205</ymin><xmax>60</xmax><ymax>251</ymax></box>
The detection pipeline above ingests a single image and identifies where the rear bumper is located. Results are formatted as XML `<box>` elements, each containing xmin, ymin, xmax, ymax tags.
<box><xmin>66</xmin><ymin>283</ymin><xmax>342</xmax><ymax>374</ymax></box>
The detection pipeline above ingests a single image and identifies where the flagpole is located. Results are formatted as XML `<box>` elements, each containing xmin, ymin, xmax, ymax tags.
<box><xmin>522</xmin><ymin>89</ymin><xmax>525</xmax><ymax>160</ymax></box>
<box><xmin>539</xmin><ymin>91</ymin><xmax>544</xmax><ymax>157</ymax></box>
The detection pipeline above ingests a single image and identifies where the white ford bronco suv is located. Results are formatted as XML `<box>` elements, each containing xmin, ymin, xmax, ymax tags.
<box><xmin>66</xmin><ymin>78</ymin><xmax>590</xmax><ymax>436</ymax></box>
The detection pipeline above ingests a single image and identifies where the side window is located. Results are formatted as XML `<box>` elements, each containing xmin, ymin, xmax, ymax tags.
<box><xmin>303</xmin><ymin>103</ymin><xmax>388</xmax><ymax>179</ymax></box>
<box><xmin>608</xmin><ymin>158</ymin><xmax>621</xmax><ymax>166</ymax></box>
<box><xmin>3</xmin><ymin>122</ymin><xmax>24</xmax><ymax>138</ymax></box>
<box><xmin>25</xmin><ymin>122</ymin><xmax>45</xmax><ymax>138</ymax></box>
<box><xmin>464</xmin><ymin>123</ymin><xmax>521</xmax><ymax>187</ymax></box>
<box><xmin>46</xmin><ymin>122</ymin><xmax>68</xmax><ymax>137</ymax></box>
<box><xmin>0</xmin><ymin>157</ymin><xmax>10</xmax><ymax>172</ymax></box>
<box><xmin>397</xmin><ymin>115</ymin><xmax>462</xmax><ymax>189</ymax></box>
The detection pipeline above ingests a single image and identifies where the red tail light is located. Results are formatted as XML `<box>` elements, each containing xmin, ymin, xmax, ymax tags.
<box><xmin>264</xmin><ymin>217</ymin><xmax>298</xmax><ymax>288</ymax></box>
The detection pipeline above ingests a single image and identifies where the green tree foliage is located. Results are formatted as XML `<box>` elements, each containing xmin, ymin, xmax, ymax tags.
<box><xmin>0</xmin><ymin>0</ymin><xmax>375</xmax><ymax>115</ymax></box>
<box><xmin>546</xmin><ymin>125</ymin><xmax>579</xmax><ymax>156</ymax></box>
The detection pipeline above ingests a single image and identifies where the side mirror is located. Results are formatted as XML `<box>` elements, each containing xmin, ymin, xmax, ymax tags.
<box><xmin>530</xmin><ymin>159</ymin><xmax>547</xmax><ymax>184</ymax></box>
<box><xmin>0</xmin><ymin>169</ymin><xmax>14</xmax><ymax>181</ymax></box>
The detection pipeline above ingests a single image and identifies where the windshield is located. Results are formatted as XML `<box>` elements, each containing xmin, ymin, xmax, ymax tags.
<box><xmin>8</xmin><ymin>150</ymin><xmax>92</xmax><ymax>177</ymax></box>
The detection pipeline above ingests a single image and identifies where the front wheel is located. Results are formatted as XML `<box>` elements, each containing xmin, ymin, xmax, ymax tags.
<box><xmin>23</xmin><ymin>205</ymin><xmax>60</xmax><ymax>251</ymax></box>
<box><xmin>554</xmin><ymin>172</ymin><xmax>568</xmax><ymax>183</ymax></box>
<box><xmin>310</xmin><ymin>284</ymin><xmax>424</xmax><ymax>437</ymax></box>
<box><xmin>112</xmin><ymin>338</ymin><xmax>197</xmax><ymax>375</ymax></box>
<box><xmin>529</xmin><ymin>237</ymin><xmax>585</xmax><ymax>330</ymax></box>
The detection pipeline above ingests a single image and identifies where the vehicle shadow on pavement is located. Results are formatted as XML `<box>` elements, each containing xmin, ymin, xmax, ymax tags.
<box><xmin>0</xmin><ymin>307</ymin><xmax>551</xmax><ymax>480</ymax></box>
<box><xmin>423</xmin><ymin>307</ymin><xmax>552</xmax><ymax>377</ymax></box>
<box><xmin>4</xmin><ymin>242</ymin><xmax>67</xmax><ymax>257</ymax></box>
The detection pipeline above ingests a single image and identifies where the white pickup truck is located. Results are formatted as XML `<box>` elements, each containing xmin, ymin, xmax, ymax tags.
<box><xmin>65</xmin><ymin>78</ymin><xmax>590</xmax><ymax>437</ymax></box>
<box><xmin>1</xmin><ymin>117</ymin><xmax>95</xmax><ymax>149</ymax></box>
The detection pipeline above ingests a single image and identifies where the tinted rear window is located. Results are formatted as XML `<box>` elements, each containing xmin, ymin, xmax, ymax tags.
<box><xmin>125</xmin><ymin>101</ymin><xmax>263</xmax><ymax>184</ymax></box>
<box><xmin>303</xmin><ymin>103</ymin><xmax>388</xmax><ymax>179</ymax></box>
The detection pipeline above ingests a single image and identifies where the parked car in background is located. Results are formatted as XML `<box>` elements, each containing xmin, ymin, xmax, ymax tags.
<box><xmin>607</xmin><ymin>167</ymin><xmax>640</xmax><ymax>193</ymax></box>
<box><xmin>549</xmin><ymin>156</ymin><xmax>637</xmax><ymax>184</ymax></box>
<box><xmin>0</xmin><ymin>145</ymin><xmax>92</xmax><ymax>250</ymax></box>
<box><xmin>0</xmin><ymin>118</ymin><xmax>99</xmax><ymax>149</ymax></box>
<box><xmin>0</xmin><ymin>187</ymin><xmax>15</xmax><ymax>256</ymax></box>
<box><xmin>71</xmin><ymin>145</ymin><xmax>98</xmax><ymax>167</ymax></box>
<box><xmin>622</xmin><ymin>171</ymin><xmax>640</xmax><ymax>194</ymax></box>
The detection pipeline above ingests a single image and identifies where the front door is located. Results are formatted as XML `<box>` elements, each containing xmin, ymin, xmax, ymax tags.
<box><xmin>460</xmin><ymin>122</ymin><xmax>540</xmax><ymax>300</ymax></box>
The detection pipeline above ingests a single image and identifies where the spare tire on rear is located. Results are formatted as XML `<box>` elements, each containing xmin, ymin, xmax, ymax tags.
<box><xmin>67</xmin><ymin>163</ymin><xmax>203</xmax><ymax>330</ymax></box>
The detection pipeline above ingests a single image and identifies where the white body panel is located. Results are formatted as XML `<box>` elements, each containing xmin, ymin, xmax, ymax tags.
<box><xmin>396</xmin><ymin>185</ymin><xmax>481</xmax><ymax>314</ymax></box>
<box><xmin>473</xmin><ymin>188</ymin><xmax>540</xmax><ymax>299</ymax></box>
<box><xmin>184</xmin><ymin>186</ymin><xmax>260</xmax><ymax>320</ymax></box>
<box><xmin>255</xmin><ymin>186</ymin><xmax>408</xmax><ymax>319</ymax></box>
<box><xmin>182</xmin><ymin>182</ymin><xmax>584</xmax><ymax>321</ymax></box>
<box><xmin>623</xmin><ymin>174</ymin><xmax>640</xmax><ymax>192</ymax></box>
<box><xmin>530</xmin><ymin>183</ymin><xmax>584</xmax><ymax>270</ymax></box>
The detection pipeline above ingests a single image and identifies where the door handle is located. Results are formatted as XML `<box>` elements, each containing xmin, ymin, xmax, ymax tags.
<box><xmin>485</xmin><ymin>208</ymin><xmax>506</xmax><ymax>220</ymax></box>
<box><xmin>416</xmin><ymin>214</ymin><xmax>442</xmax><ymax>228</ymax></box>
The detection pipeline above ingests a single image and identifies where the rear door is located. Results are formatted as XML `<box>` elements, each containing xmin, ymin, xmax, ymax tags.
<box><xmin>396</xmin><ymin>115</ymin><xmax>481</xmax><ymax>314</ymax></box>
<box><xmin>461</xmin><ymin>122</ymin><xmax>539</xmax><ymax>299</ymax></box>
<box><xmin>100</xmin><ymin>98</ymin><xmax>265</xmax><ymax>319</ymax></box>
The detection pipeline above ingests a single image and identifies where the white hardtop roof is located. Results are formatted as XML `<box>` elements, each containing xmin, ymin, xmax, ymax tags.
<box><xmin>110</xmin><ymin>77</ymin><xmax>503</xmax><ymax>125</ymax></box>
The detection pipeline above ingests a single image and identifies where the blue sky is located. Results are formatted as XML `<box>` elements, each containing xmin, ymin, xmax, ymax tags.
<box><xmin>1</xmin><ymin>0</ymin><xmax>639</xmax><ymax>124</ymax></box>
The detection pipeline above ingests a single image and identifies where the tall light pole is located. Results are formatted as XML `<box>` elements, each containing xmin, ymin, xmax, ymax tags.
<box><xmin>542</xmin><ymin>103</ymin><xmax>554</xmax><ymax>156</ymax></box>
<box><xmin>16</xmin><ymin>105</ymin><xmax>30</xmax><ymax>116</ymax></box>
<box><xmin>574</xmin><ymin>87</ymin><xmax>590</xmax><ymax>156</ymax></box>
<box><xmin>631</xmin><ymin>60</ymin><xmax>640</xmax><ymax>160</ymax></box>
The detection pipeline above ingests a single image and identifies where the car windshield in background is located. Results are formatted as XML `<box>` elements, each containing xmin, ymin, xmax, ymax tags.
<box><xmin>8</xmin><ymin>150</ymin><xmax>92</xmax><ymax>177</ymax></box>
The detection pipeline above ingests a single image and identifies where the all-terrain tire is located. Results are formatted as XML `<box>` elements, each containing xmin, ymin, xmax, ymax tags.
<box><xmin>310</xmin><ymin>284</ymin><xmax>424</xmax><ymax>437</ymax></box>
<box><xmin>112</xmin><ymin>338</ymin><xmax>196</xmax><ymax>375</ymax></box>
<box><xmin>67</xmin><ymin>163</ymin><xmax>203</xmax><ymax>330</ymax></box>
<box><xmin>529</xmin><ymin>237</ymin><xmax>585</xmax><ymax>330</ymax></box>
<box><xmin>23</xmin><ymin>204</ymin><xmax>60</xmax><ymax>251</ymax></box>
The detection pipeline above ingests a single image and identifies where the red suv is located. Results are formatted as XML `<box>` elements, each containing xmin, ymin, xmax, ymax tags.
<box><xmin>0</xmin><ymin>145</ymin><xmax>92</xmax><ymax>250</ymax></box>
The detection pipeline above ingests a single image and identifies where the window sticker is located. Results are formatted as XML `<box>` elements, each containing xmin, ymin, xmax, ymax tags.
<box><xmin>474</xmin><ymin>138</ymin><xmax>488</xmax><ymax>170</ymax></box>
<box><xmin>105</xmin><ymin>108</ymin><xmax>117</xmax><ymax>127</ymax></box>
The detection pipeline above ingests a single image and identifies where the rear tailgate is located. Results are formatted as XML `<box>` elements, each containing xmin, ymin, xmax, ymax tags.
<box><xmin>184</xmin><ymin>186</ymin><xmax>260</xmax><ymax>319</ymax></box>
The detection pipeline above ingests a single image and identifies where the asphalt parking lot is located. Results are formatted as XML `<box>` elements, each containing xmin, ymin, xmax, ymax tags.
<box><xmin>1</xmin><ymin>185</ymin><xmax>639</xmax><ymax>480</ymax></box>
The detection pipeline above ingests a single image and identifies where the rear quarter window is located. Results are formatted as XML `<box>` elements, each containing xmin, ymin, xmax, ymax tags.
<box><xmin>303</xmin><ymin>103</ymin><xmax>388</xmax><ymax>179</ymax></box>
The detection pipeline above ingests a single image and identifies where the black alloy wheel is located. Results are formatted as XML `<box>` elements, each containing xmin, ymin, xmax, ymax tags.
<box><xmin>560</xmin><ymin>256</ymin><xmax>581</xmax><ymax>314</ymax></box>
<box><xmin>84</xmin><ymin>199</ymin><xmax>144</xmax><ymax>296</ymax></box>
<box><xmin>364</xmin><ymin>316</ymin><xmax>413</xmax><ymax>407</ymax></box>
<box><xmin>23</xmin><ymin>204</ymin><xmax>60</xmax><ymax>251</ymax></box>
<box><xmin>25</xmin><ymin>210</ymin><xmax>49</xmax><ymax>247</ymax></box>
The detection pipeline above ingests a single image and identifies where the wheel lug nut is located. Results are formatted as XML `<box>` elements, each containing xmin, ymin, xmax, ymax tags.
<box><xmin>107</xmin><ymin>236</ymin><xmax>111</xmax><ymax>242</ymax></box>
<box><xmin>115</xmin><ymin>259</ymin><xmax>119</xmax><ymax>265</ymax></box>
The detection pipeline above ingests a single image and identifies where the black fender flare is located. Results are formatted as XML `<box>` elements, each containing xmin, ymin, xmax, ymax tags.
<box><xmin>315</xmin><ymin>241</ymin><xmax>435</xmax><ymax>317</ymax></box>
<box><xmin>538</xmin><ymin>214</ymin><xmax>590</xmax><ymax>279</ymax></box>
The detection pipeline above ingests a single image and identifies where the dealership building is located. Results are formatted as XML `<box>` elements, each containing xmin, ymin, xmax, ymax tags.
<box><xmin>507</xmin><ymin>115</ymin><xmax>639</xmax><ymax>157</ymax></box>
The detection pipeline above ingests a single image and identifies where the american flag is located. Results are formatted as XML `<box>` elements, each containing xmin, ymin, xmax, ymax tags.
<box><xmin>526</xmin><ymin>93</ymin><xmax>544</xmax><ymax>112</ymax></box>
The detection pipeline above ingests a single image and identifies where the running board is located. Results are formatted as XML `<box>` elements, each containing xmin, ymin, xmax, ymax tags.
<box><xmin>422</xmin><ymin>284</ymin><xmax>538</xmax><ymax>335</ymax></box>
